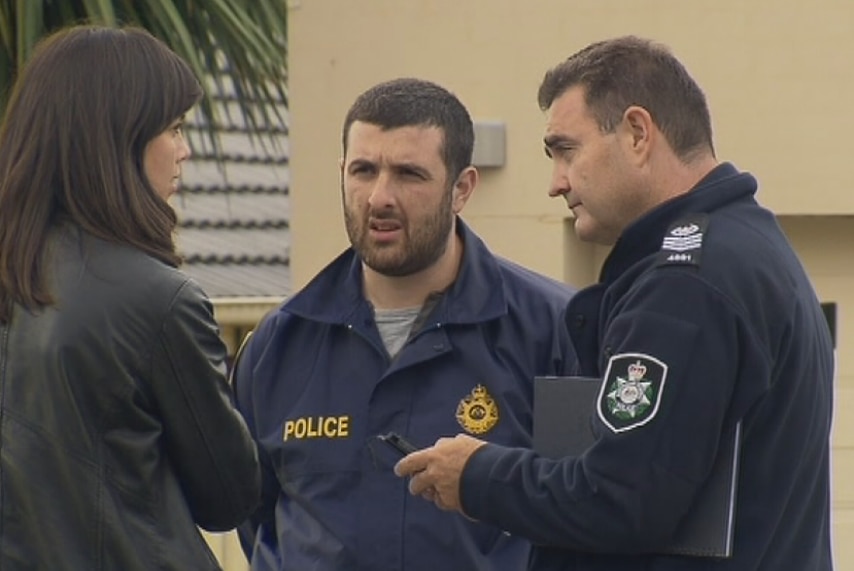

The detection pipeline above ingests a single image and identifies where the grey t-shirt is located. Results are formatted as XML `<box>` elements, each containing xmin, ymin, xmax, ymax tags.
<box><xmin>374</xmin><ymin>306</ymin><xmax>422</xmax><ymax>358</ymax></box>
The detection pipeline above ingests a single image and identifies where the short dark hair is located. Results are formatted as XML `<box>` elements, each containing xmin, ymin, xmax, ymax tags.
<box><xmin>538</xmin><ymin>36</ymin><xmax>714</xmax><ymax>160</ymax></box>
<box><xmin>342</xmin><ymin>78</ymin><xmax>474</xmax><ymax>181</ymax></box>
<box><xmin>0</xmin><ymin>25</ymin><xmax>202</xmax><ymax>322</ymax></box>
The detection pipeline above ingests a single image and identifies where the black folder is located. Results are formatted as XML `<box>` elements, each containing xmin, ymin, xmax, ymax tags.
<box><xmin>533</xmin><ymin>375</ymin><xmax>741</xmax><ymax>558</ymax></box>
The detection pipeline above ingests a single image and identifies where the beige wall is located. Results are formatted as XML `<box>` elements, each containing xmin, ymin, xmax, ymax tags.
<box><xmin>206</xmin><ymin>1</ymin><xmax>854</xmax><ymax>568</ymax></box>
<box><xmin>288</xmin><ymin>0</ymin><xmax>854</xmax><ymax>288</ymax></box>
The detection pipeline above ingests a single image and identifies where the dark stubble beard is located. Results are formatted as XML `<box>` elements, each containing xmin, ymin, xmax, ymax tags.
<box><xmin>342</xmin><ymin>183</ymin><xmax>454</xmax><ymax>277</ymax></box>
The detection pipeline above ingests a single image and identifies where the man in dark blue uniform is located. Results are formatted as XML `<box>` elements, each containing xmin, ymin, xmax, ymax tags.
<box><xmin>232</xmin><ymin>78</ymin><xmax>577</xmax><ymax>570</ymax></box>
<box><xmin>396</xmin><ymin>37</ymin><xmax>835</xmax><ymax>570</ymax></box>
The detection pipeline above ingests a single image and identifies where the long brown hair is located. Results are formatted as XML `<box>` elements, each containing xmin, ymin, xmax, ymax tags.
<box><xmin>0</xmin><ymin>25</ymin><xmax>202</xmax><ymax>322</ymax></box>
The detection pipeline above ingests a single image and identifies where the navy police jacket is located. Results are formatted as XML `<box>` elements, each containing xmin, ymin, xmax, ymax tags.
<box><xmin>461</xmin><ymin>164</ymin><xmax>834</xmax><ymax>570</ymax></box>
<box><xmin>233</xmin><ymin>219</ymin><xmax>577</xmax><ymax>570</ymax></box>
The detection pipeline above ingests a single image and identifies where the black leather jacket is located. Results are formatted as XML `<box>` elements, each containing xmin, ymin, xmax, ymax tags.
<box><xmin>0</xmin><ymin>224</ymin><xmax>261</xmax><ymax>570</ymax></box>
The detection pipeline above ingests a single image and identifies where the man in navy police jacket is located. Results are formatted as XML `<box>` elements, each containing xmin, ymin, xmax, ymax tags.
<box><xmin>233</xmin><ymin>78</ymin><xmax>577</xmax><ymax>570</ymax></box>
<box><xmin>396</xmin><ymin>37</ymin><xmax>834</xmax><ymax>571</ymax></box>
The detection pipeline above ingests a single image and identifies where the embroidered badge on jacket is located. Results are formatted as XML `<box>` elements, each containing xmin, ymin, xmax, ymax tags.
<box><xmin>456</xmin><ymin>384</ymin><xmax>499</xmax><ymax>435</ymax></box>
<box><xmin>657</xmin><ymin>213</ymin><xmax>709</xmax><ymax>267</ymax></box>
<box><xmin>598</xmin><ymin>353</ymin><xmax>667</xmax><ymax>433</ymax></box>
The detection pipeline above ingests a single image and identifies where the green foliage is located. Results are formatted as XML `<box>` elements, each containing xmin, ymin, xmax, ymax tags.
<box><xmin>0</xmin><ymin>0</ymin><xmax>288</xmax><ymax>154</ymax></box>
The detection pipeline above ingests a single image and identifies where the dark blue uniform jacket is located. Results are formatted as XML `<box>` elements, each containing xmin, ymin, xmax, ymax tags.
<box><xmin>233</xmin><ymin>220</ymin><xmax>577</xmax><ymax>570</ymax></box>
<box><xmin>462</xmin><ymin>163</ymin><xmax>834</xmax><ymax>570</ymax></box>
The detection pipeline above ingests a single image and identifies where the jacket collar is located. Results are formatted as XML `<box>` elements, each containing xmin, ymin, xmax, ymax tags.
<box><xmin>285</xmin><ymin>218</ymin><xmax>508</xmax><ymax>325</ymax></box>
<box><xmin>600</xmin><ymin>162</ymin><xmax>757</xmax><ymax>283</ymax></box>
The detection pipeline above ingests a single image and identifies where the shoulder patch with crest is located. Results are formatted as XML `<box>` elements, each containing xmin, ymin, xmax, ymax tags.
<box><xmin>656</xmin><ymin>214</ymin><xmax>709</xmax><ymax>268</ymax></box>
<box><xmin>597</xmin><ymin>353</ymin><xmax>667</xmax><ymax>433</ymax></box>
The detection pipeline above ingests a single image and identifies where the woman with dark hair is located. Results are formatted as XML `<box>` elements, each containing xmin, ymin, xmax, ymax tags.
<box><xmin>0</xmin><ymin>25</ymin><xmax>260</xmax><ymax>570</ymax></box>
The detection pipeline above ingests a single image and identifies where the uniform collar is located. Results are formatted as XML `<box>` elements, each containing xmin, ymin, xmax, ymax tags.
<box><xmin>285</xmin><ymin>218</ymin><xmax>508</xmax><ymax>325</ymax></box>
<box><xmin>600</xmin><ymin>162</ymin><xmax>758</xmax><ymax>283</ymax></box>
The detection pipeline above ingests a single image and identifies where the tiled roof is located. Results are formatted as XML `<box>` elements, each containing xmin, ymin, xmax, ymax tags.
<box><xmin>174</xmin><ymin>97</ymin><xmax>291</xmax><ymax>299</ymax></box>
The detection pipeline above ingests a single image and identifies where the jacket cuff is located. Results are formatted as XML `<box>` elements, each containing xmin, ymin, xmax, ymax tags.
<box><xmin>460</xmin><ymin>442</ymin><xmax>503</xmax><ymax>520</ymax></box>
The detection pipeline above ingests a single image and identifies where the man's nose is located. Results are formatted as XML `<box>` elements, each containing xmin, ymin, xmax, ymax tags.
<box><xmin>368</xmin><ymin>172</ymin><xmax>396</xmax><ymax>208</ymax></box>
<box><xmin>548</xmin><ymin>162</ymin><xmax>570</xmax><ymax>198</ymax></box>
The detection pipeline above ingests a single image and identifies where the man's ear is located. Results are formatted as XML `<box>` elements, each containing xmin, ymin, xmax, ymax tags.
<box><xmin>451</xmin><ymin>166</ymin><xmax>478</xmax><ymax>213</ymax></box>
<box><xmin>621</xmin><ymin>105</ymin><xmax>654</xmax><ymax>165</ymax></box>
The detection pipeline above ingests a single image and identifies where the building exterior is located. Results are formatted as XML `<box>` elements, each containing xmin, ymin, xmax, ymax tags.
<box><xmin>204</xmin><ymin>0</ymin><xmax>854</xmax><ymax>568</ymax></box>
<box><xmin>176</xmin><ymin>87</ymin><xmax>291</xmax><ymax>354</ymax></box>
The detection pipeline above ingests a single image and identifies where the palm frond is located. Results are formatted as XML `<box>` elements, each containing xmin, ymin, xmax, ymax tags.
<box><xmin>0</xmin><ymin>0</ymin><xmax>289</xmax><ymax>161</ymax></box>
